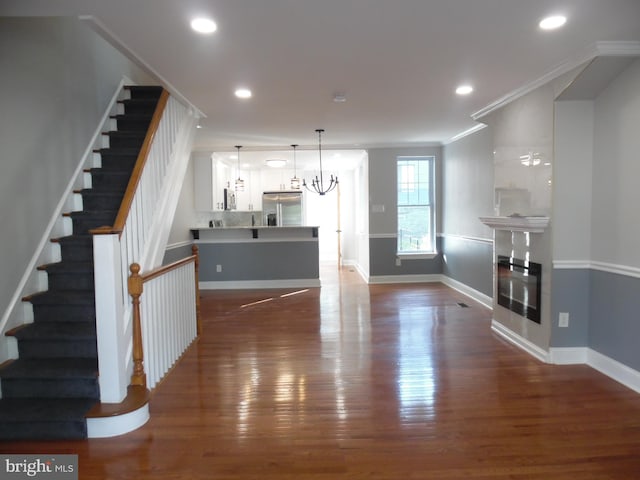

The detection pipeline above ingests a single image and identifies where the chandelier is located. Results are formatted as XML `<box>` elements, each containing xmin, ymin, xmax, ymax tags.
<box><xmin>303</xmin><ymin>129</ymin><xmax>338</xmax><ymax>195</ymax></box>
<box><xmin>234</xmin><ymin>145</ymin><xmax>244</xmax><ymax>192</ymax></box>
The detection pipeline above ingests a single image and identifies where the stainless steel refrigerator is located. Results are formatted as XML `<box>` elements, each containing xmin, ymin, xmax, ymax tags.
<box><xmin>262</xmin><ymin>191</ymin><xmax>304</xmax><ymax>226</ymax></box>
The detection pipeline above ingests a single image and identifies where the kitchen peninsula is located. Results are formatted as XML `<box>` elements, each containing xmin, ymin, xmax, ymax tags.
<box><xmin>191</xmin><ymin>226</ymin><xmax>320</xmax><ymax>289</ymax></box>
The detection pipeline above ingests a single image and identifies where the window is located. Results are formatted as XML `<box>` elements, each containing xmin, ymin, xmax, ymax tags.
<box><xmin>397</xmin><ymin>156</ymin><xmax>435</xmax><ymax>254</ymax></box>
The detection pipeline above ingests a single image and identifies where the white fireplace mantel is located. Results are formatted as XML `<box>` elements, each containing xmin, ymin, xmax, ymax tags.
<box><xmin>479</xmin><ymin>216</ymin><xmax>550</xmax><ymax>233</ymax></box>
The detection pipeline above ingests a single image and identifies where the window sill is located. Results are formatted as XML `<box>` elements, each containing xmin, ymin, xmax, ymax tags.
<box><xmin>397</xmin><ymin>252</ymin><xmax>439</xmax><ymax>260</ymax></box>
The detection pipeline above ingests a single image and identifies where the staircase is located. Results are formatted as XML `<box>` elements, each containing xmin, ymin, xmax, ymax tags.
<box><xmin>0</xmin><ymin>86</ymin><xmax>164</xmax><ymax>440</ymax></box>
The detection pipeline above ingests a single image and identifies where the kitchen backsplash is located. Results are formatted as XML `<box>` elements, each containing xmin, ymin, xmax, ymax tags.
<box><xmin>195</xmin><ymin>211</ymin><xmax>263</xmax><ymax>227</ymax></box>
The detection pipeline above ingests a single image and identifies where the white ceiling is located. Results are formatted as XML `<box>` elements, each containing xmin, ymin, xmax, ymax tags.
<box><xmin>212</xmin><ymin>147</ymin><xmax>368</xmax><ymax>173</ymax></box>
<box><xmin>3</xmin><ymin>0</ymin><xmax>640</xmax><ymax>154</ymax></box>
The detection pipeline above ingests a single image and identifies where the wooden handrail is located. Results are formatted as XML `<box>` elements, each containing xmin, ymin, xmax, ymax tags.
<box><xmin>140</xmin><ymin>253</ymin><xmax>196</xmax><ymax>283</ymax></box>
<box><xmin>92</xmin><ymin>88</ymin><xmax>170</xmax><ymax>236</ymax></box>
<box><xmin>127</xmin><ymin>246</ymin><xmax>201</xmax><ymax>389</ymax></box>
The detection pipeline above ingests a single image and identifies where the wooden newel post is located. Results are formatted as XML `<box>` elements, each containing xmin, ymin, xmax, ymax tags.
<box><xmin>128</xmin><ymin>263</ymin><xmax>147</xmax><ymax>388</ymax></box>
<box><xmin>192</xmin><ymin>244</ymin><xmax>202</xmax><ymax>335</ymax></box>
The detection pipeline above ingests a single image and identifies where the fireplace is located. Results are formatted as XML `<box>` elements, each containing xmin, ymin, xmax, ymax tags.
<box><xmin>497</xmin><ymin>255</ymin><xmax>541</xmax><ymax>323</ymax></box>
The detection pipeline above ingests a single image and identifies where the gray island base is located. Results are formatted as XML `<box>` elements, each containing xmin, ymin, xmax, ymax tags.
<box><xmin>191</xmin><ymin>226</ymin><xmax>320</xmax><ymax>289</ymax></box>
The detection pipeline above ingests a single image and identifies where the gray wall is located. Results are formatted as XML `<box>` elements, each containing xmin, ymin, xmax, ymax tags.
<box><xmin>441</xmin><ymin>126</ymin><xmax>494</xmax><ymax>297</ymax></box>
<box><xmin>550</xmin><ymin>58</ymin><xmax>640</xmax><ymax>372</ymax></box>
<box><xmin>552</xmin><ymin>101</ymin><xmax>594</xmax><ymax>261</ymax></box>
<box><xmin>591</xmin><ymin>59</ymin><xmax>640</xmax><ymax>267</ymax></box>
<box><xmin>590</xmin><ymin>271</ymin><xmax>640</xmax><ymax>371</ymax></box>
<box><xmin>549</xmin><ymin>268</ymin><xmax>590</xmax><ymax>348</ymax></box>
<box><xmin>0</xmin><ymin>17</ymin><xmax>155</xmax><ymax>325</ymax></box>
<box><xmin>588</xmin><ymin>59</ymin><xmax>640</xmax><ymax>368</ymax></box>
<box><xmin>198</xmin><ymin>242</ymin><xmax>319</xmax><ymax>281</ymax></box>
<box><xmin>367</xmin><ymin>146</ymin><xmax>442</xmax><ymax>277</ymax></box>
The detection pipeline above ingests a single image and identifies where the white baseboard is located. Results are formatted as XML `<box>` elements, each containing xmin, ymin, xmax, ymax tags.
<box><xmin>490</xmin><ymin>320</ymin><xmax>549</xmax><ymax>363</ymax></box>
<box><xmin>548</xmin><ymin>347</ymin><xmax>588</xmax><ymax>364</ymax></box>
<box><xmin>200</xmin><ymin>279</ymin><xmax>321</xmax><ymax>290</ymax></box>
<box><xmin>440</xmin><ymin>275</ymin><xmax>493</xmax><ymax>309</ymax></box>
<box><xmin>587</xmin><ymin>349</ymin><xmax>640</xmax><ymax>394</ymax></box>
<box><xmin>495</xmin><ymin>324</ymin><xmax>640</xmax><ymax>394</ymax></box>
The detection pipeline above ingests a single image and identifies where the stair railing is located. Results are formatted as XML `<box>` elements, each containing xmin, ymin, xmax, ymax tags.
<box><xmin>128</xmin><ymin>245</ymin><xmax>201</xmax><ymax>390</ymax></box>
<box><xmin>92</xmin><ymin>88</ymin><xmax>198</xmax><ymax>402</ymax></box>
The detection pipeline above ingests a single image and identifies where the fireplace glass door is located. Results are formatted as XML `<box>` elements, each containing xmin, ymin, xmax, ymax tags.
<box><xmin>497</xmin><ymin>256</ymin><xmax>541</xmax><ymax>323</ymax></box>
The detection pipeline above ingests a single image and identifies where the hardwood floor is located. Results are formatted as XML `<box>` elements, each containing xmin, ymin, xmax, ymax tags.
<box><xmin>2</xmin><ymin>266</ymin><xmax>640</xmax><ymax>478</ymax></box>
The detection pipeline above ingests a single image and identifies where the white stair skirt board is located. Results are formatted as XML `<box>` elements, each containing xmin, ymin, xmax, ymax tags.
<box><xmin>87</xmin><ymin>403</ymin><xmax>149</xmax><ymax>438</ymax></box>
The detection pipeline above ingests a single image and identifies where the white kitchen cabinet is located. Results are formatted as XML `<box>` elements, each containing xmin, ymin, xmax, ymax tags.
<box><xmin>193</xmin><ymin>155</ymin><xmax>215</xmax><ymax>211</ymax></box>
<box><xmin>234</xmin><ymin>169</ymin><xmax>263</xmax><ymax>211</ymax></box>
<box><xmin>215</xmin><ymin>161</ymin><xmax>230</xmax><ymax>210</ymax></box>
<box><xmin>261</xmin><ymin>168</ymin><xmax>296</xmax><ymax>192</ymax></box>
<box><xmin>194</xmin><ymin>155</ymin><xmax>232</xmax><ymax>211</ymax></box>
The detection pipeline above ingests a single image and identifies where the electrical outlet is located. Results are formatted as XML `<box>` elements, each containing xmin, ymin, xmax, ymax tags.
<box><xmin>395</xmin><ymin>257</ymin><xmax>402</xmax><ymax>266</ymax></box>
<box><xmin>559</xmin><ymin>312</ymin><xmax>569</xmax><ymax>328</ymax></box>
<box><xmin>216</xmin><ymin>264</ymin><xmax>222</xmax><ymax>273</ymax></box>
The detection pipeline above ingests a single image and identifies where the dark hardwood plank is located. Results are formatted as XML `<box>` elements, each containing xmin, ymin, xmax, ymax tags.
<box><xmin>2</xmin><ymin>266</ymin><xmax>639</xmax><ymax>478</ymax></box>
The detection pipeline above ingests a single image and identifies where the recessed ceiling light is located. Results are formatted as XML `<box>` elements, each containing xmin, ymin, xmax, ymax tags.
<box><xmin>235</xmin><ymin>88</ymin><xmax>252</xmax><ymax>99</ymax></box>
<box><xmin>539</xmin><ymin>15</ymin><xmax>567</xmax><ymax>30</ymax></box>
<box><xmin>456</xmin><ymin>85</ymin><xmax>473</xmax><ymax>95</ymax></box>
<box><xmin>190</xmin><ymin>17</ymin><xmax>217</xmax><ymax>34</ymax></box>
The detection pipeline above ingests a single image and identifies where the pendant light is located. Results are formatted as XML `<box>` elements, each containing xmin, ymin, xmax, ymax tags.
<box><xmin>234</xmin><ymin>145</ymin><xmax>244</xmax><ymax>192</ymax></box>
<box><xmin>303</xmin><ymin>129</ymin><xmax>338</xmax><ymax>195</ymax></box>
<box><xmin>290</xmin><ymin>144</ymin><xmax>301</xmax><ymax>190</ymax></box>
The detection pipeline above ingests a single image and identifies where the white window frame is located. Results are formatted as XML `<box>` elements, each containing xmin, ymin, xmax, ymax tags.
<box><xmin>396</xmin><ymin>155</ymin><xmax>436</xmax><ymax>258</ymax></box>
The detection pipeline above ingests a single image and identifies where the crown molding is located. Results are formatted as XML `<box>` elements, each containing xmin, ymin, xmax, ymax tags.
<box><xmin>472</xmin><ymin>41</ymin><xmax>640</xmax><ymax>122</ymax></box>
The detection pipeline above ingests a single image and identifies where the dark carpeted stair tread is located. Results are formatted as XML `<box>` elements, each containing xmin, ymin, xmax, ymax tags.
<box><xmin>52</xmin><ymin>234</ymin><xmax>93</xmax><ymax>245</ymax></box>
<box><xmin>110</xmin><ymin>114</ymin><xmax>154</xmax><ymax>132</ymax></box>
<box><xmin>0</xmin><ymin>398</ymin><xmax>96</xmax><ymax>422</ymax></box>
<box><xmin>26</xmin><ymin>289</ymin><xmax>95</xmax><ymax>305</ymax></box>
<box><xmin>10</xmin><ymin>322</ymin><xmax>96</xmax><ymax>341</ymax></box>
<box><xmin>75</xmin><ymin>188</ymin><xmax>123</xmax><ymax>197</ymax></box>
<box><xmin>38</xmin><ymin>261</ymin><xmax>94</xmax><ymax>273</ymax></box>
<box><xmin>36</xmin><ymin>261</ymin><xmax>95</xmax><ymax>291</ymax></box>
<box><xmin>93</xmin><ymin>147</ymin><xmax>141</xmax><ymax>156</ymax></box>
<box><xmin>102</xmin><ymin>131</ymin><xmax>147</xmax><ymax>149</ymax></box>
<box><xmin>64</xmin><ymin>210</ymin><xmax>118</xmax><ymax>233</ymax></box>
<box><xmin>125</xmin><ymin>85</ymin><xmax>164</xmax><ymax>99</ymax></box>
<box><xmin>65</xmin><ymin>210</ymin><xmax>118</xmax><ymax>219</ymax></box>
<box><xmin>118</xmin><ymin>98</ymin><xmax>160</xmax><ymax>115</ymax></box>
<box><xmin>85</xmin><ymin>169</ymin><xmax>132</xmax><ymax>192</ymax></box>
<box><xmin>0</xmin><ymin>358</ymin><xmax>97</xmax><ymax>379</ymax></box>
<box><xmin>51</xmin><ymin>235</ymin><xmax>94</xmax><ymax>262</ymax></box>
<box><xmin>85</xmin><ymin>167</ymin><xmax>133</xmax><ymax>177</ymax></box>
<box><xmin>75</xmin><ymin>189</ymin><xmax>124</xmax><ymax>211</ymax></box>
